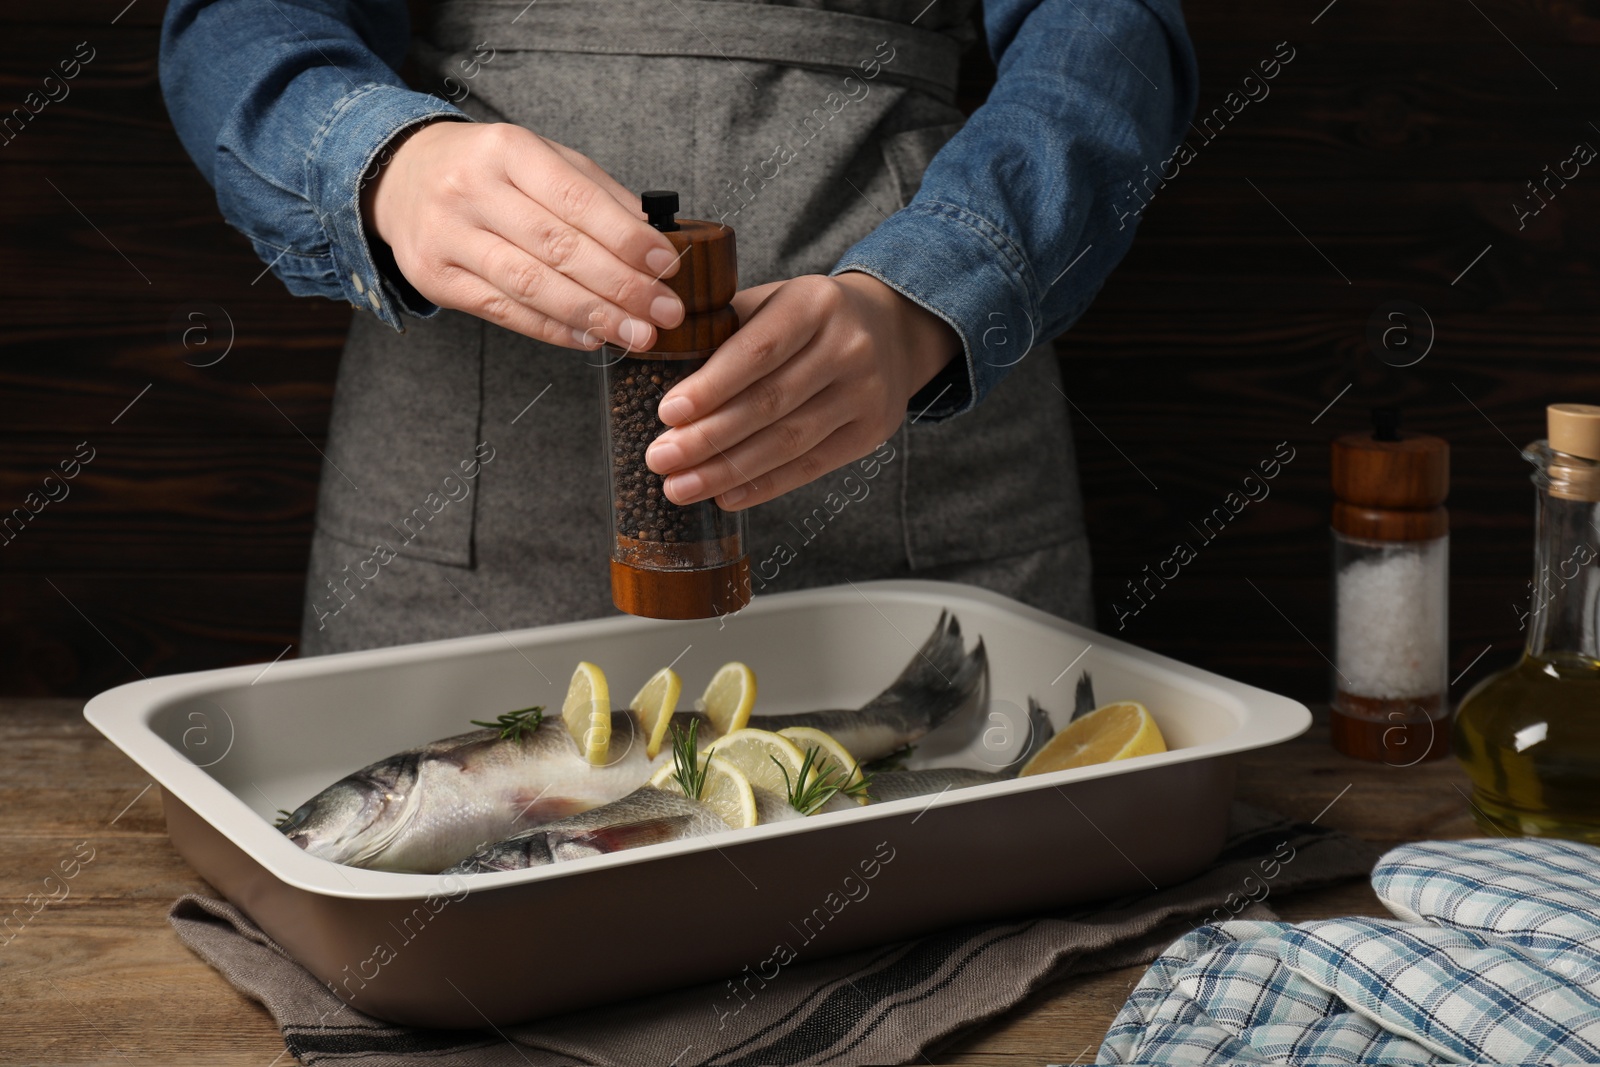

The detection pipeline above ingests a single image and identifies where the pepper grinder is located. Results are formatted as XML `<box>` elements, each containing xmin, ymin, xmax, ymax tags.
<box><xmin>604</xmin><ymin>190</ymin><xmax>750</xmax><ymax>620</ymax></box>
<box><xmin>1330</xmin><ymin>407</ymin><xmax>1451</xmax><ymax>763</ymax></box>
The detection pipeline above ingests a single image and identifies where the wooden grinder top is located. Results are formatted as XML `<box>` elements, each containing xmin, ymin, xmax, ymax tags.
<box><xmin>638</xmin><ymin>190</ymin><xmax>739</xmax><ymax>355</ymax></box>
<box><xmin>1331</xmin><ymin>407</ymin><xmax>1449</xmax><ymax>541</ymax></box>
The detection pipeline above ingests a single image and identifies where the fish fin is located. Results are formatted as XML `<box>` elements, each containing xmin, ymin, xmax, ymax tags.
<box><xmin>511</xmin><ymin>793</ymin><xmax>588</xmax><ymax>828</ymax></box>
<box><xmin>1014</xmin><ymin>697</ymin><xmax>1056</xmax><ymax>772</ymax></box>
<box><xmin>1072</xmin><ymin>670</ymin><xmax>1096</xmax><ymax>721</ymax></box>
<box><xmin>449</xmin><ymin>832</ymin><xmax>554</xmax><ymax>873</ymax></box>
<box><xmin>861</xmin><ymin>744</ymin><xmax>915</xmax><ymax>774</ymax></box>
<box><xmin>556</xmin><ymin>816</ymin><xmax>693</xmax><ymax>858</ymax></box>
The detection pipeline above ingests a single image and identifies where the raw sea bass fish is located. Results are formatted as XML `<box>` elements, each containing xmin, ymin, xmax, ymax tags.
<box><xmin>278</xmin><ymin>612</ymin><xmax>988</xmax><ymax>874</ymax></box>
<box><xmin>276</xmin><ymin>712</ymin><xmax>662</xmax><ymax>874</ymax></box>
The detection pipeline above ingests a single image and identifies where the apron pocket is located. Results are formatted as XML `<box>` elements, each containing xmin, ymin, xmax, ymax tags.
<box><xmin>314</xmin><ymin>309</ymin><xmax>486</xmax><ymax>569</ymax></box>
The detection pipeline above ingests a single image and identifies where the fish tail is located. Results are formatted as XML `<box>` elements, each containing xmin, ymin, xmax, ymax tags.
<box><xmin>866</xmin><ymin>611</ymin><xmax>988</xmax><ymax>732</ymax></box>
<box><xmin>1072</xmin><ymin>670</ymin><xmax>1097</xmax><ymax>721</ymax></box>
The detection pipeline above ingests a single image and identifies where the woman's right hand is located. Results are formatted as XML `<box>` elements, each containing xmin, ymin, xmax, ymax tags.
<box><xmin>362</xmin><ymin>120</ymin><xmax>685</xmax><ymax>350</ymax></box>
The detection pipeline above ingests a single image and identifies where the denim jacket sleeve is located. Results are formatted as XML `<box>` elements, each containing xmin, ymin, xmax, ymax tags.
<box><xmin>830</xmin><ymin>0</ymin><xmax>1200</xmax><ymax>421</ymax></box>
<box><xmin>159</xmin><ymin>0</ymin><xmax>471</xmax><ymax>329</ymax></box>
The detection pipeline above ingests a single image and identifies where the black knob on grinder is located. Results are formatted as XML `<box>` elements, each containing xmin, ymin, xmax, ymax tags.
<box><xmin>641</xmin><ymin>190</ymin><xmax>680</xmax><ymax>232</ymax></box>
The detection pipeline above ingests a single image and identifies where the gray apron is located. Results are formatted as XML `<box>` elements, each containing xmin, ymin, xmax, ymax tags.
<box><xmin>299</xmin><ymin>0</ymin><xmax>1094</xmax><ymax>655</ymax></box>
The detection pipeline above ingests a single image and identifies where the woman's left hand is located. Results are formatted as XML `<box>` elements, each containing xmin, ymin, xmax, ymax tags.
<box><xmin>642</xmin><ymin>272</ymin><xmax>960</xmax><ymax>509</ymax></box>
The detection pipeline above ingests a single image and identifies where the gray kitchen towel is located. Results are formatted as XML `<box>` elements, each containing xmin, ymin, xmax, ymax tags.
<box><xmin>169</xmin><ymin>803</ymin><xmax>1378</xmax><ymax>1066</ymax></box>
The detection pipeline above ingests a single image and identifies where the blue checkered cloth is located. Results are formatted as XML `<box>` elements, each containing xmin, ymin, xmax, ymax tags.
<box><xmin>1096</xmin><ymin>838</ymin><xmax>1600</xmax><ymax>1065</ymax></box>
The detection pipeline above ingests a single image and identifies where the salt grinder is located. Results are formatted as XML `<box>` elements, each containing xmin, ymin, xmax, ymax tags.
<box><xmin>605</xmin><ymin>190</ymin><xmax>751</xmax><ymax>620</ymax></box>
<box><xmin>1330</xmin><ymin>407</ymin><xmax>1451</xmax><ymax>762</ymax></box>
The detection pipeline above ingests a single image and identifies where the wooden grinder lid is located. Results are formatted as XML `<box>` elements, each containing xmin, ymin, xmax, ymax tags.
<box><xmin>1331</xmin><ymin>407</ymin><xmax>1449</xmax><ymax>541</ymax></box>
<box><xmin>639</xmin><ymin>190</ymin><xmax>739</xmax><ymax>355</ymax></box>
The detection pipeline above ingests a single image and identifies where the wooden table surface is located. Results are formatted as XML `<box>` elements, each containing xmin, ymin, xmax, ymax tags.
<box><xmin>0</xmin><ymin>698</ymin><xmax>1479</xmax><ymax>1066</ymax></box>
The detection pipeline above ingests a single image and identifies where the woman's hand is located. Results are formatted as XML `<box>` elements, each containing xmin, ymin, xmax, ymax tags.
<box><xmin>362</xmin><ymin>120</ymin><xmax>685</xmax><ymax>349</ymax></box>
<box><xmin>643</xmin><ymin>272</ymin><xmax>961</xmax><ymax>510</ymax></box>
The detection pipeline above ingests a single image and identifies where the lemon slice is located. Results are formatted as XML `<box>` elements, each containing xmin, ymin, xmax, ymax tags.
<box><xmin>629</xmin><ymin>667</ymin><xmax>682</xmax><ymax>759</ymax></box>
<box><xmin>705</xmin><ymin>728</ymin><xmax>808</xmax><ymax>797</ymax></box>
<box><xmin>1019</xmin><ymin>701</ymin><xmax>1166</xmax><ymax>776</ymax></box>
<box><xmin>562</xmin><ymin>661</ymin><xmax>611</xmax><ymax>765</ymax></box>
<box><xmin>697</xmin><ymin>662</ymin><xmax>756</xmax><ymax>737</ymax></box>
<box><xmin>649</xmin><ymin>752</ymin><xmax>758</xmax><ymax>829</ymax></box>
<box><xmin>777</xmin><ymin>726</ymin><xmax>867</xmax><ymax>804</ymax></box>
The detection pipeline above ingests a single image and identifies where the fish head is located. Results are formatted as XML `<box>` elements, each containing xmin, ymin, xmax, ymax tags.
<box><xmin>277</xmin><ymin>754</ymin><xmax>421</xmax><ymax>866</ymax></box>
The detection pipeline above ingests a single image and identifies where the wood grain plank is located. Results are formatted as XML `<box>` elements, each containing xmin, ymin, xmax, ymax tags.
<box><xmin>0</xmin><ymin>441</ymin><xmax>319</xmax><ymax>570</ymax></box>
<box><xmin>0</xmin><ymin>573</ymin><xmax>306</xmax><ymax>697</ymax></box>
<box><xmin>1176</xmin><ymin>0</ymin><xmax>1598</xmax><ymax>44</ymax></box>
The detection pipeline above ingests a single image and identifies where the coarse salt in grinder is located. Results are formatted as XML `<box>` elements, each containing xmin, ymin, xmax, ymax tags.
<box><xmin>1329</xmin><ymin>406</ymin><xmax>1451</xmax><ymax>763</ymax></box>
<box><xmin>604</xmin><ymin>190</ymin><xmax>751</xmax><ymax>620</ymax></box>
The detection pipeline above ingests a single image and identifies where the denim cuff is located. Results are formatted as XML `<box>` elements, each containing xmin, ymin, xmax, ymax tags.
<box><xmin>305</xmin><ymin>83</ymin><xmax>471</xmax><ymax>330</ymax></box>
<box><xmin>830</xmin><ymin>199</ymin><xmax>1039</xmax><ymax>422</ymax></box>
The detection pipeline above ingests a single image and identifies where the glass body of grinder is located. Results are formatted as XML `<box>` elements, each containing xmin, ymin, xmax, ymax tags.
<box><xmin>603</xmin><ymin>190</ymin><xmax>751</xmax><ymax>620</ymax></box>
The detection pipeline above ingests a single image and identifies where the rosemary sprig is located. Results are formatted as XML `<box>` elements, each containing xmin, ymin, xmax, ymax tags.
<box><xmin>471</xmin><ymin>705</ymin><xmax>545</xmax><ymax>741</ymax></box>
<box><xmin>668</xmin><ymin>718</ymin><xmax>711</xmax><ymax>799</ymax></box>
<box><xmin>775</xmin><ymin>748</ymin><xmax>873</xmax><ymax>815</ymax></box>
<box><xmin>273</xmin><ymin>809</ymin><xmax>294</xmax><ymax>828</ymax></box>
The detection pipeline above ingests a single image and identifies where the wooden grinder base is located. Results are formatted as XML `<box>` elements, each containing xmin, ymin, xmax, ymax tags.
<box><xmin>610</xmin><ymin>556</ymin><xmax>751</xmax><ymax>620</ymax></box>
<box><xmin>1329</xmin><ymin>691</ymin><xmax>1451</xmax><ymax>764</ymax></box>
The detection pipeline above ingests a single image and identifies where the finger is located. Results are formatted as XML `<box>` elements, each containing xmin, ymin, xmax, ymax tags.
<box><xmin>719</xmin><ymin>425</ymin><xmax>878</xmax><ymax>510</ymax></box>
<box><xmin>433</xmin><ymin>263</ymin><xmax>599</xmax><ymax>349</ymax></box>
<box><xmin>480</xmin><ymin>184</ymin><xmax>683</xmax><ymax>329</ymax></box>
<box><xmin>538</xmin><ymin>137</ymin><xmax>653</xmax><ymax>224</ymax></box>
<box><xmin>502</xmin><ymin>134</ymin><xmax>681</xmax><ymax>280</ymax></box>
<box><xmin>646</xmin><ymin>338</ymin><xmax>832</xmax><ymax>473</ymax></box>
<box><xmin>660</xmin><ymin>388</ymin><xmax>853</xmax><ymax>506</ymax></box>
<box><xmin>729</xmin><ymin>280</ymin><xmax>784</xmax><ymax>325</ymax></box>
<box><xmin>655</xmin><ymin>282</ymin><xmax>822</xmax><ymax>427</ymax></box>
<box><xmin>459</xmin><ymin>229</ymin><xmax>658</xmax><ymax>350</ymax></box>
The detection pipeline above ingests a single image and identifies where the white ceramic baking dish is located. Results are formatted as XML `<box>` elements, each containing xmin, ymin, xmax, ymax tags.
<box><xmin>84</xmin><ymin>579</ymin><xmax>1308</xmax><ymax>1027</ymax></box>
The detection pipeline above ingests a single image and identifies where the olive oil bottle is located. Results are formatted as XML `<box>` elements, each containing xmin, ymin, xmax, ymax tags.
<box><xmin>1454</xmin><ymin>404</ymin><xmax>1600</xmax><ymax>843</ymax></box>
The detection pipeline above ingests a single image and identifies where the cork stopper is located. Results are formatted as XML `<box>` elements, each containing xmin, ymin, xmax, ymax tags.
<box><xmin>1548</xmin><ymin>403</ymin><xmax>1600</xmax><ymax>460</ymax></box>
<box><xmin>1540</xmin><ymin>403</ymin><xmax>1600</xmax><ymax>502</ymax></box>
<box><xmin>1331</xmin><ymin>407</ymin><xmax>1449</xmax><ymax>541</ymax></box>
<box><xmin>638</xmin><ymin>192</ymin><xmax>738</xmax><ymax>355</ymax></box>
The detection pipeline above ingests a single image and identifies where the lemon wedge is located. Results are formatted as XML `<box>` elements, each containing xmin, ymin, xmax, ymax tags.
<box><xmin>629</xmin><ymin>667</ymin><xmax>682</xmax><ymax>759</ymax></box>
<box><xmin>697</xmin><ymin>662</ymin><xmax>756</xmax><ymax>737</ymax></box>
<box><xmin>705</xmin><ymin>728</ymin><xmax>808</xmax><ymax>797</ymax></box>
<box><xmin>777</xmin><ymin>726</ymin><xmax>867</xmax><ymax>804</ymax></box>
<box><xmin>649</xmin><ymin>752</ymin><xmax>758</xmax><ymax>829</ymax></box>
<box><xmin>1019</xmin><ymin>701</ymin><xmax>1166</xmax><ymax>776</ymax></box>
<box><xmin>562</xmin><ymin>661</ymin><xmax>611</xmax><ymax>766</ymax></box>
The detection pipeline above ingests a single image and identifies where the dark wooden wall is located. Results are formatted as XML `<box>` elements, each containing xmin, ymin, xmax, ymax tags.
<box><xmin>1</xmin><ymin>0</ymin><xmax>1596</xmax><ymax>701</ymax></box>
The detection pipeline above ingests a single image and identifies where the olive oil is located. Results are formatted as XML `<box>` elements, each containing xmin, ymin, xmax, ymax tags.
<box><xmin>1454</xmin><ymin>653</ymin><xmax>1600</xmax><ymax>842</ymax></box>
<box><xmin>1454</xmin><ymin>405</ymin><xmax>1600</xmax><ymax>844</ymax></box>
